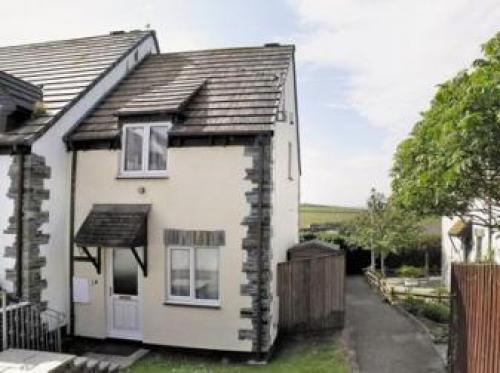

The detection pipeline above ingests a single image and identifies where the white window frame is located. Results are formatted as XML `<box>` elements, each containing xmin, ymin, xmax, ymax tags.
<box><xmin>120</xmin><ymin>122</ymin><xmax>171</xmax><ymax>178</ymax></box>
<box><xmin>166</xmin><ymin>246</ymin><xmax>221</xmax><ymax>307</ymax></box>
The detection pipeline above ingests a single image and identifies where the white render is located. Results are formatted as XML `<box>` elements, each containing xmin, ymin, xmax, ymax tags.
<box><xmin>269</xmin><ymin>61</ymin><xmax>300</xmax><ymax>345</ymax></box>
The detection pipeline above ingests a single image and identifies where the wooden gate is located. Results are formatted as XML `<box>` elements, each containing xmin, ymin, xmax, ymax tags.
<box><xmin>278</xmin><ymin>254</ymin><xmax>345</xmax><ymax>333</ymax></box>
<box><xmin>449</xmin><ymin>264</ymin><xmax>500</xmax><ymax>373</ymax></box>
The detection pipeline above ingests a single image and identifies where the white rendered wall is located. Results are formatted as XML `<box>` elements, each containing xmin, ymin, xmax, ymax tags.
<box><xmin>74</xmin><ymin>147</ymin><xmax>254</xmax><ymax>352</ymax></box>
<box><xmin>0</xmin><ymin>155</ymin><xmax>14</xmax><ymax>293</ymax></box>
<box><xmin>31</xmin><ymin>35</ymin><xmax>158</xmax><ymax>315</ymax></box>
<box><xmin>269</xmin><ymin>61</ymin><xmax>300</xmax><ymax>345</ymax></box>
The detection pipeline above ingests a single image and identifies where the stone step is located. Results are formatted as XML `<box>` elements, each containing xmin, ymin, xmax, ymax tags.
<box><xmin>85</xmin><ymin>359</ymin><xmax>99</xmax><ymax>372</ymax></box>
<box><xmin>72</xmin><ymin>356</ymin><xmax>88</xmax><ymax>371</ymax></box>
<box><xmin>71</xmin><ymin>356</ymin><xmax>121</xmax><ymax>373</ymax></box>
<box><xmin>97</xmin><ymin>361</ymin><xmax>111</xmax><ymax>372</ymax></box>
<box><xmin>108</xmin><ymin>363</ymin><xmax>121</xmax><ymax>372</ymax></box>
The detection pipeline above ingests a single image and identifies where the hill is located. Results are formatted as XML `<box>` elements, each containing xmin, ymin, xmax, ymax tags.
<box><xmin>299</xmin><ymin>203</ymin><xmax>365</xmax><ymax>229</ymax></box>
<box><xmin>299</xmin><ymin>203</ymin><xmax>441</xmax><ymax>236</ymax></box>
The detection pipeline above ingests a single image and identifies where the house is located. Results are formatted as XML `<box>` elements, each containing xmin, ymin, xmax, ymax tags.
<box><xmin>0</xmin><ymin>31</ymin><xmax>300</xmax><ymax>356</ymax></box>
<box><xmin>442</xmin><ymin>217</ymin><xmax>496</xmax><ymax>286</ymax></box>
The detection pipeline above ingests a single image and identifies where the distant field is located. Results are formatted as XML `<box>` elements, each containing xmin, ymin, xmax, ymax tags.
<box><xmin>299</xmin><ymin>203</ymin><xmax>441</xmax><ymax>234</ymax></box>
<box><xmin>299</xmin><ymin>203</ymin><xmax>365</xmax><ymax>229</ymax></box>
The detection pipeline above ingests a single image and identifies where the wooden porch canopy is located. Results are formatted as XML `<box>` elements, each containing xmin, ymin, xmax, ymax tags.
<box><xmin>74</xmin><ymin>204</ymin><xmax>150</xmax><ymax>276</ymax></box>
<box><xmin>448</xmin><ymin>219</ymin><xmax>472</xmax><ymax>237</ymax></box>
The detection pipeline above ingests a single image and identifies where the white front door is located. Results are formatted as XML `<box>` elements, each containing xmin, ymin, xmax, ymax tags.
<box><xmin>107</xmin><ymin>248</ymin><xmax>142</xmax><ymax>340</ymax></box>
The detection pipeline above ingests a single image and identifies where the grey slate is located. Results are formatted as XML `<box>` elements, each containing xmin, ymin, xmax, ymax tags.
<box><xmin>75</xmin><ymin>204</ymin><xmax>151</xmax><ymax>248</ymax></box>
<box><xmin>0</xmin><ymin>30</ymin><xmax>155</xmax><ymax>147</ymax></box>
<box><xmin>68</xmin><ymin>44</ymin><xmax>295</xmax><ymax>143</ymax></box>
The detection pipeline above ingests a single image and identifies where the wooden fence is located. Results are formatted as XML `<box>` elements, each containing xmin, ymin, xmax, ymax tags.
<box><xmin>278</xmin><ymin>254</ymin><xmax>345</xmax><ymax>333</ymax></box>
<box><xmin>449</xmin><ymin>264</ymin><xmax>500</xmax><ymax>373</ymax></box>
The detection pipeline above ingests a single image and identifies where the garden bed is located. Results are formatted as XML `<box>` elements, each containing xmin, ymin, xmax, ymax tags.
<box><xmin>400</xmin><ymin>297</ymin><xmax>449</xmax><ymax>343</ymax></box>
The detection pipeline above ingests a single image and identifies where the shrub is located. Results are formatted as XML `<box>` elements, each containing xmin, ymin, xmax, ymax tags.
<box><xmin>397</xmin><ymin>265</ymin><xmax>425</xmax><ymax>278</ymax></box>
<box><xmin>421</xmin><ymin>302</ymin><xmax>450</xmax><ymax>323</ymax></box>
<box><xmin>402</xmin><ymin>297</ymin><xmax>450</xmax><ymax>324</ymax></box>
<box><xmin>402</xmin><ymin>297</ymin><xmax>426</xmax><ymax>314</ymax></box>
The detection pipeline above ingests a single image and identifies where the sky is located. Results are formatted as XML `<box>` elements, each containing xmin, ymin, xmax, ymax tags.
<box><xmin>1</xmin><ymin>0</ymin><xmax>499</xmax><ymax>207</ymax></box>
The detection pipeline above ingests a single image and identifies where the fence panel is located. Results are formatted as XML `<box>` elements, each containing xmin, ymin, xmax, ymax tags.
<box><xmin>278</xmin><ymin>254</ymin><xmax>345</xmax><ymax>333</ymax></box>
<box><xmin>450</xmin><ymin>264</ymin><xmax>500</xmax><ymax>373</ymax></box>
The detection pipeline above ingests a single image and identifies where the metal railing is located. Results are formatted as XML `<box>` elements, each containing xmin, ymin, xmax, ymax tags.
<box><xmin>1</xmin><ymin>291</ymin><xmax>66</xmax><ymax>352</ymax></box>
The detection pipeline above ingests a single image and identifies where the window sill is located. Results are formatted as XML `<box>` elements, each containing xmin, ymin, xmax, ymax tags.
<box><xmin>163</xmin><ymin>301</ymin><xmax>221</xmax><ymax>309</ymax></box>
<box><xmin>117</xmin><ymin>172</ymin><xmax>169</xmax><ymax>180</ymax></box>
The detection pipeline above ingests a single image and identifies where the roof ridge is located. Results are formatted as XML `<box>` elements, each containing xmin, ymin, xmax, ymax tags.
<box><xmin>159</xmin><ymin>43</ymin><xmax>295</xmax><ymax>56</ymax></box>
<box><xmin>0</xmin><ymin>30</ymin><xmax>152</xmax><ymax>50</ymax></box>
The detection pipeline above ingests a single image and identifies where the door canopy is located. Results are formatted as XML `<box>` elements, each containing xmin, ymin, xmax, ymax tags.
<box><xmin>75</xmin><ymin>204</ymin><xmax>150</xmax><ymax>248</ymax></box>
<box><xmin>74</xmin><ymin>204</ymin><xmax>150</xmax><ymax>276</ymax></box>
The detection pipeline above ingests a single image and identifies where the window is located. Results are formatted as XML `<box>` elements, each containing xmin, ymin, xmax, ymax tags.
<box><xmin>121</xmin><ymin>123</ymin><xmax>170</xmax><ymax>177</ymax></box>
<box><xmin>167</xmin><ymin>247</ymin><xmax>220</xmax><ymax>306</ymax></box>
<box><xmin>288</xmin><ymin>142</ymin><xmax>293</xmax><ymax>180</ymax></box>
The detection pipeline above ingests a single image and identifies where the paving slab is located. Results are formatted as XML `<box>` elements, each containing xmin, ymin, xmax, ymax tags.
<box><xmin>345</xmin><ymin>276</ymin><xmax>446</xmax><ymax>373</ymax></box>
<box><xmin>0</xmin><ymin>349</ymin><xmax>75</xmax><ymax>372</ymax></box>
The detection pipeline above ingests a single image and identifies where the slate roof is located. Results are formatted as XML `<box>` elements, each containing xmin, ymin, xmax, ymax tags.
<box><xmin>68</xmin><ymin>44</ymin><xmax>295</xmax><ymax>143</ymax></box>
<box><xmin>75</xmin><ymin>204</ymin><xmax>151</xmax><ymax>248</ymax></box>
<box><xmin>0</xmin><ymin>30</ymin><xmax>155</xmax><ymax>147</ymax></box>
<box><xmin>0</xmin><ymin>71</ymin><xmax>43</xmax><ymax>111</ymax></box>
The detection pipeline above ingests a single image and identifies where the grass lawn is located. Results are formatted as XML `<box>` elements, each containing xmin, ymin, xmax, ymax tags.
<box><xmin>129</xmin><ymin>334</ymin><xmax>349</xmax><ymax>373</ymax></box>
<box><xmin>300</xmin><ymin>203</ymin><xmax>364</xmax><ymax>229</ymax></box>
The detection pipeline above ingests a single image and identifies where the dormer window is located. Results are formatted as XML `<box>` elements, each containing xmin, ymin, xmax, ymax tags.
<box><xmin>120</xmin><ymin>122</ymin><xmax>170</xmax><ymax>178</ymax></box>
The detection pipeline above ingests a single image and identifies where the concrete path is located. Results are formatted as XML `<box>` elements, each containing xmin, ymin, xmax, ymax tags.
<box><xmin>344</xmin><ymin>276</ymin><xmax>446</xmax><ymax>373</ymax></box>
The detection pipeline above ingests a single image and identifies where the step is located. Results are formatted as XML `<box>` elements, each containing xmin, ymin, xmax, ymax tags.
<box><xmin>85</xmin><ymin>358</ymin><xmax>99</xmax><ymax>372</ymax></box>
<box><xmin>97</xmin><ymin>361</ymin><xmax>111</xmax><ymax>372</ymax></box>
<box><xmin>72</xmin><ymin>356</ymin><xmax>88</xmax><ymax>372</ymax></box>
<box><xmin>108</xmin><ymin>363</ymin><xmax>121</xmax><ymax>372</ymax></box>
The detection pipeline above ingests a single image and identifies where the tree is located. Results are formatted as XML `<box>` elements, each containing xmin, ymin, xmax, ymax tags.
<box><xmin>392</xmin><ymin>32</ymin><xmax>500</xmax><ymax>259</ymax></box>
<box><xmin>348</xmin><ymin>189</ymin><xmax>420</xmax><ymax>276</ymax></box>
<box><xmin>367</xmin><ymin>188</ymin><xmax>386</xmax><ymax>270</ymax></box>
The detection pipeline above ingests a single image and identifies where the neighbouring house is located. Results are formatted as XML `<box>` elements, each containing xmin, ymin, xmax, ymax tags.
<box><xmin>0</xmin><ymin>31</ymin><xmax>300</xmax><ymax>357</ymax></box>
<box><xmin>442</xmin><ymin>216</ymin><xmax>497</xmax><ymax>286</ymax></box>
